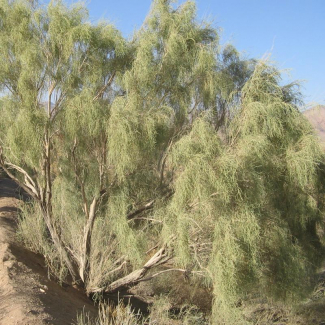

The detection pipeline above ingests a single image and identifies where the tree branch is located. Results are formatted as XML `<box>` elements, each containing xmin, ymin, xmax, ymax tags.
<box><xmin>79</xmin><ymin>196</ymin><xmax>98</xmax><ymax>282</ymax></box>
<box><xmin>127</xmin><ymin>190</ymin><xmax>174</xmax><ymax>221</ymax></box>
<box><xmin>0</xmin><ymin>149</ymin><xmax>39</xmax><ymax>200</ymax></box>
<box><xmin>92</xmin><ymin>71</ymin><xmax>116</xmax><ymax>101</ymax></box>
<box><xmin>71</xmin><ymin>139</ymin><xmax>89</xmax><ymax>217</ymax></box>
<box><xmin>127</xmin><ymin>199</ymin><xmax>155</xmax><ymax>220</ymax></box>
<box><xmin>90</xmin><ymin>244</ymin><xmax>171</xmax><ymax>294</ymax></box>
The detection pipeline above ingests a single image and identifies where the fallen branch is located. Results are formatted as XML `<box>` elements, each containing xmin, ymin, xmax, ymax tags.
<box><xmin>90</xmin><ymin>244</ymin><xmax>171</xmax><ymax>294</ymax></box>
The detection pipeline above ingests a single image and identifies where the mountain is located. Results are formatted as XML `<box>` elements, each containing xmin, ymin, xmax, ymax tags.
<box><xmin>303</xmin><ymin>105</ymin><xmax>325</xmax><ymax>146</ymax></box>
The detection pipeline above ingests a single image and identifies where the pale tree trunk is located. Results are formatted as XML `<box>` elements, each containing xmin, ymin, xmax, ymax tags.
<box><xmin>41</xmin><ymin>205</ymin><xmax>79</xmax><ymax>281</ymax></box>
<box><xmin>90</xmin><ymin>245</ymin><xmax>172</xmax><ymax>294</ymax></box>
<box><xmin>79</xmin><ymin>197</ymin><xmax>98</xmax><ymax>283</ymax></box>
<box><xmin>41</xmin><ymin>92</ymin><xmax>79</xmax><ymax>282</ymax></box>
<box><xmin>0</xmin><ymin>147</ymin><xmax>79</xmax><ymax>282</ymax></box>
<box><xmin>71</xmin><ymin>140</ymin><xmax>102</xmax><ymax>284</ymax></box>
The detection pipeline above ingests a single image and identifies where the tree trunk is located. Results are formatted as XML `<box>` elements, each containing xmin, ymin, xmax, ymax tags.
<box><xmin>79</xmin><ymin>197</ymin><xmax>98</xmax><ymax>283</ymax></box>
<box><xmin>90</xmin><ymin>245</ymin><xmax>170</xmax><ymax>294</ymax></box>
<box><xmin>41</xmin><ymin>205</ymin><xmax>79</xmax><ymax>282</ymax></box>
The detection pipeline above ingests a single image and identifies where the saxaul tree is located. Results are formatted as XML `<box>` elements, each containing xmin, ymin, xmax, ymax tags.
<box><xmin>0</xmin><ymin>0</ymin><xmax>233</xmax><ymax>290</ymax></box>
<box><xmin>1</xmin><ymin>0</ymin><xmax>324</xmax><ymax>323</ymax></box>
<box><xmin>89</xmin><ymin>0</ymin><xmax>255</xmax><ymax>295</ymax></box>
<box><xmin>163</xmin><ymin>62</ymin><xmax>325</xmax><ymax>323</ymax></box>
<box><xmin>0</xmin><ymin>0</ymin><xmax>129</xmax><ymax>283</ymax></box>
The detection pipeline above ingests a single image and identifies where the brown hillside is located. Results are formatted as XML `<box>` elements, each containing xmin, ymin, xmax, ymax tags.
<box><xmin>303</xmin><ymin>105</ymin><xmax>325</xmax><ymax>146</ymax></box>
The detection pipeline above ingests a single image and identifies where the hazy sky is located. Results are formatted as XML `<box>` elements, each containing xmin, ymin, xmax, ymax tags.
<box><xmin>84</xmin><ymin>0</ymin><xmax>325</xmax><ymax>106</ymax></box>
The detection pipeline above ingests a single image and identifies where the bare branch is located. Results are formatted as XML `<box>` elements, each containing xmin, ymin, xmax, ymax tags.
<box><xmin>145</xmin><ymin>245</ymin><xmax>158</xmax><ymax>256</ymax></box>
<box><xmin>104</xmin><ymin>261</ymin><xmax>127</xmax><ymax>279</ymax></box>
<box><xmin>0</xmin><ymin>150</ymin><xmax>39</xmax><ymax>200</ymax></box>
<box><xmin>127</xmin><ymin>190</ymin><xmax>174</xmax><ymax>221</ymax></box>
<box><xmin>90</xmin><ymin>245</ymin><xmax>171</xmax><ymax>294</ymax></box>
<box><xmin>92</xmin><ymin>71</ymin><xmax>116</xmax><ymax>102</ymax></box>
<box><xmin>127</xmin><ymin>199</ymin><xmax>155</xmax><ymax>220</ymax></box>
<box><xmin>71</xmin><ymin>139</ymin><xmax>89</xmax><ymax>217</ymax></box>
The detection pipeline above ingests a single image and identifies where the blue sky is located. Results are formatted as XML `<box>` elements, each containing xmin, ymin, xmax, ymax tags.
<box><xmin>85</xmin><ymin>0</ymin><xmax>324</xmax><ymax>106</ymax></box>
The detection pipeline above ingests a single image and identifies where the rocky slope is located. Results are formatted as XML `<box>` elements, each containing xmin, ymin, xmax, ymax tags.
<box><xmin>303</xmin><ymin>105</ymin><xmax>325</xmax><ymax>146</ymax></box>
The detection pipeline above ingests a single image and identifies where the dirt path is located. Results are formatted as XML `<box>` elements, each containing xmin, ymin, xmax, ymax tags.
<box><xmin>0</xmin><ymin>178</ymin><xmax>96</xmax><ymax>325</ymax></box>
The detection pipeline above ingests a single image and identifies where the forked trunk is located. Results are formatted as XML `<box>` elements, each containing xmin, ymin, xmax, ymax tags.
<box><xmin>79</xmin><ymin>197</ymin><xmax>98</xmax><ymax>283</ymax></box>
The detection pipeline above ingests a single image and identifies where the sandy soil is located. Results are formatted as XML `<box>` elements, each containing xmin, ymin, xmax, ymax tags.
<box><xmin>0</xmin><ymin>178</ymin><xmax>97</xmax><ymax>325</ymax></box>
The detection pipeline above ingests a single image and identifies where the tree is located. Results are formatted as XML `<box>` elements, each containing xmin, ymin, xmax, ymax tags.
<box><xmin>164</xmin><ymin>62</ymin><xmax>325</xmax><ymax>323</ymax></box>
<box><xmin>0</xmin><ymin>0</ymin><xmax>129</xmax><ymax>283</ymax></box>
<box><xmin>1</xmin><ymin>0</ymin><xmax>324</xmax><ymax>323</ymax></box>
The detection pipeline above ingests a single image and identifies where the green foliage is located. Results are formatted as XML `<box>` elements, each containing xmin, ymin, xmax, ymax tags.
<box><xmin>107</xmin><ymin>190</ymin><xmax>143</xmax><ymax>267</ymax></box>
<box><xmin>76</xmin><ymin>298</ymin><xmax>206</xmax><ymax>325</ymax></box>
<box><xmin>1</xmin><ymin>1</ymin><xmax>325</xmax><ymax>324</ymax></box>
<box><xmin>107</xmin><ymin>97</ymin><xmax>172</xmax><ymax>180</ymax></box>
<box><xmin>17</xmin><ymin>202</ymin><xmax>68</xmax><ymax>283</ymax></box>
<box><xmin>76</xmin><ymin>301</ymin><xmax>143</xmax><ymax>325</ymax></box>
<box><xmin>165</xmin><ymin>61</ymin><xmax>325</xmax><ymax>323</ymax></box>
